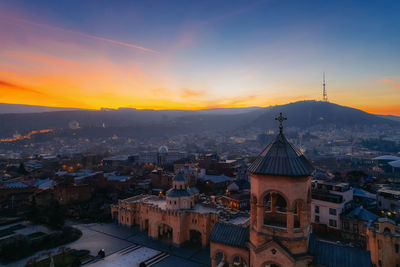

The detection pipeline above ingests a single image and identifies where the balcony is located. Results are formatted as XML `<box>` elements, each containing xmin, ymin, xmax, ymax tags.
<box><xmin>312</xmin><ymin>190</ymin><xmax>343</xmax><ymax>203</ymax></box>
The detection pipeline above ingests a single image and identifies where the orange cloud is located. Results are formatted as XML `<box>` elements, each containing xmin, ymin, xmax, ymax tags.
<box><xmin>379</xmin><ymin>77</ymin><xmax>400</xmax><ymax>88</ymax></box>
<box><xmin>182</xmin><ymin>88</ymin><xmax>206</xmax><ymax>98</ymax></box>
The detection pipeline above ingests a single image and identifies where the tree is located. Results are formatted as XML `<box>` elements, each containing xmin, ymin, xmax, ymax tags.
<box><xmin>48</xmin><ymin>199</ymin><xmax>64</xmax><ymax>228</ymax></box>
<box><xmin>27</xmin><ymin>196</ymin><xmax>39</xmax><ymax>223</ymax></box>
<box><xmin>18</xmin><ymin>163</ymin><xmax>28</xmax><ymax>174</ymax></box>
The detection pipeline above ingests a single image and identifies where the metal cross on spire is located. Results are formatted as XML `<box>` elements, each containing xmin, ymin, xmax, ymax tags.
<box><xmin>275</xmin><ymin>112</ymin><xmax>287</xmax><ymax>134</ymax></box>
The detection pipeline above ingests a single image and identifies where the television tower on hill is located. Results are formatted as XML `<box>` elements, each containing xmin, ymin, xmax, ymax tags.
<box><xmin>322</xmin><ymin>72</ymin><xmax>328</xmax><ymax>102</ymax></box>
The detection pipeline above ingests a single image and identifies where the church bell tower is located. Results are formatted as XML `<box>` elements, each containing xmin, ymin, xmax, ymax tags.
<box><xmin>248</xmin><ymin>113</ymin><xmax>314</xmax><ymax>267</ymax></box>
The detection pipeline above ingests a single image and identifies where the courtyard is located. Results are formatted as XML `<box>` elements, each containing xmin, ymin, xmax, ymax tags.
<box><xmin>2</xmin><ymin>222</ymin><xmax>211</xmax><ymax>267</ymax></box>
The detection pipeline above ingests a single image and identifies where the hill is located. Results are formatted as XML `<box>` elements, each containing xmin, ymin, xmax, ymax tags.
<box><xmin>0</xmin><ymin>103</ymin><xmax>83</xmax><ymax>114</ymax></box>
<box><xmin>0</xmin><ymin>101</ymin><xmax>398</xmax><ymax>138</ymax></box>
<box><xmin>249</xmin><ymin>101</ymin><xmax>399</xmax><ymax>130</ymax></box>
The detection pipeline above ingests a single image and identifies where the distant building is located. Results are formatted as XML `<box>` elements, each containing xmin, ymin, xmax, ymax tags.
<box><xmin>220</xmin><ymin>190</ymin><xmax>250</xmax><ymax>211</ymax></box>
<box><xmin>54</xmin><ymin>184</ymin><xmax>91</xmax><ymax>205</ymax></box>
<box><xmin>103</xmin><ymin>155</ymin><xmax>130</xmax><ymax>167</ymax></box>
<box><xmin>311</xmin><ymin>179</ymin><xmax>353</xmax><ymax>235</ymax></box>
<box><xmin>377</xmin><ymin>188</ymin><xmax>400</xmax><ymax>212</ymax></box>
<box><xmin>150</xmin><ymin>168</ymin><xmax>173</xmax><ymax>189</ymax></box>
<box><xmin>139</xmin><ymin>151</ymin><xmax>158</xmax><ymax>164</ymax></box>
<box><xmin>353</xmin><ymin>187</ymin><xmax>377</xmax><ymax>209</ymax></box>
<box><xmin>373</xmin><ymin>155</ymin><xmax>400</xmax><ymax>174</ymax></box>
<box><xmin>367</xmin><ymin>218</ymin><xmax>400</xmax><ymax>267</ymax></box>
<box><xmin>198</xmin><ymin>174</ymin><xmax>233</xmax><ymax>193</ymax></box>
<box><xmin>174</xmin><ymin>163</ymin><xmax>202</xmax><ymax>186</ymax></box>
<box><xmin>341</xmin><ymin>205</ymin><xmax>379</xmax><ymax>247</ymax></box>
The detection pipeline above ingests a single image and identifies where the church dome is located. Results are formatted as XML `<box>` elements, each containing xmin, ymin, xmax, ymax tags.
<box><xmin>158</xmin><ymin>146</ymin><xmax>168</xmax><ymax>154</ymax></box>
<box><xmin>173</xmin><ymin>173</ymin><xmax>186</xmax><ymax>181</ymax></box>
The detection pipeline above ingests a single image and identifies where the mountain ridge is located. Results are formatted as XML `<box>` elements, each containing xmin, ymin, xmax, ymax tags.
<box><xmin>0</xmin><ymin>101</ymin><xmax>398</xmax><ymax>138</ymax></box>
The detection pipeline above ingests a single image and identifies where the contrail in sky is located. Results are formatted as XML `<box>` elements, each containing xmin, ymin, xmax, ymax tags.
<box><xmin>1</xmin><ymin>16</ymin><xmax>159</xmax><ymax>54</ymax></box>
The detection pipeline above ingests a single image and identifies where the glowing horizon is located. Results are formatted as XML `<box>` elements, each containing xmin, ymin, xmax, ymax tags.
<box><xmin>1</xmin><ymin>1</ymin><xmax>400</xmax><ymax>115</ymax></box>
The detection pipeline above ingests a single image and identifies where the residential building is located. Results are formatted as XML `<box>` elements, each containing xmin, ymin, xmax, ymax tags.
<box><xmin>377</xmin><ymin>188</ymin><xmax>400</xmax><ymax>212</ymax></box>
<box><xmin>311</xmin><ymin>179</ymin><xmax>353</xmax><ymax>234</ymax></box>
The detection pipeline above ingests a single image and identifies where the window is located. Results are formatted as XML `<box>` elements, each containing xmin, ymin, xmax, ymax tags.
<box><xmin>329</xmin><ymin>219</ymin><xmax>337</xmax><ymax>227</ymax></box>
<box><xmin>343</xmin><ymin>221</ymin><xmax>349</xmax><ymax>230</ymax></box>
<box><xmin>265</xmin><ymin>193</ymin><xmax>271</xmax><ymax>212</ymax></box>
<box><xmin>396</xmin><ymin>244</ymin><xmax>399</xmax><ymax>253</ymax></box>
<box><xmin>315</xmin><ymin>205</ymin><xmax>319</xmax><ymax>214</ymax></box>
<box><xmin>275</xmin><ymin>194</ymin><xmax>287</xmax><ymax>212</ymax></box>
<box><xmin>315</xmin><ymin>216</ymin><xmax>320</xmax><ymax>223</ymax></box>
<box><xmin>353</xmin><ymin>223</ymin><xmax>358</xmax><ymax>233</ymax></box>
<box><xmin>329</xmin><ymin>208</ymin><xmax>337</xmax><ymax>216</ymax></box>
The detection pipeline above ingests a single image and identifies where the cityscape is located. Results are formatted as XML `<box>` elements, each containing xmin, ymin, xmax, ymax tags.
<box><xmin>1</xmin><ymin>1</ymin><xmax>400</xmax><ymax>267</ymax></box>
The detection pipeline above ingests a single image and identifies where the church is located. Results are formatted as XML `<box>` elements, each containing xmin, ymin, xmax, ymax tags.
<box><xmin>209</xmin><ymin>113</ymin><xmax>372</xmax><ymax>267</ymax></box>
<box><xmin>112</xmin><ymin>113</ymin><xmax>376</xmax><ymax>267</ymax></box>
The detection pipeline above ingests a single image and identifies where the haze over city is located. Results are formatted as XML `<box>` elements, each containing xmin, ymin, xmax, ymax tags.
<box><xmin>1</xmin><ymin>0</ymin><xmax>400</xmax><ymax>114</ymax></box>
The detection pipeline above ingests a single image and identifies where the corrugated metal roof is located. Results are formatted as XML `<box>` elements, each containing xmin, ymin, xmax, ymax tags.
<box><xmin>345</xmin><ymin>206</ymin><xmax>379</xmax><ymax>222</ymax></box>
<box><xmin>209</xmin><ymin>222</ymin><xmax>249</xmax><ymax>248</ymax></box>
<box><xmin>389</xmin><ymin>159</ymin><xmax>400</xmax><ymax>168</ymax></box>
<box><xmin>248</xmin><ymin>133</ymin><xmax>314</xmax><ymax>176</ymax></box>
<box><xmin>373</xmin><ymin>155</ymin><xmax>400</xmax><ymax>161</ymax></box>
<box><xmin>308</xmin><ymin>235</ymin><xmax>371</xmax><ymax>267</ymax></box>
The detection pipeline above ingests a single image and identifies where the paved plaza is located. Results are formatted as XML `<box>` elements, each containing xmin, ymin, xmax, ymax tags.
<box><xmin>2</xmin><ymin>222</ymin><xmax>210</xmax><ymax>267</ymax></box>
<box><xmin>73</xmin><ymin>222</ymin><xmax>210</xmax><ymax>267</ymax></box>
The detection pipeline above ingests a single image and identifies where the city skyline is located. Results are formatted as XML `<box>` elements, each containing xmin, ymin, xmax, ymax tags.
<box><xmin>1</xmin><ymin>0</ymin><xmax>400</xmax><ymax>115</ymax></box>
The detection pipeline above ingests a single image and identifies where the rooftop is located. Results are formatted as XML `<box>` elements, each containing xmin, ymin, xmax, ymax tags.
<box><xmin>308</xmin><ymin>235</ymin><xmax>372</xmax><ymax>267</ymax></box>
<box><xmin>210</xmin><ymin>222</ymin><xmax>249</xmax><ymax>248</ymax></box>
<box><xmin>373</xmin><ymin>155</ymin><xmax>400</xmax><ymax>161</ymax></box>
<box><xmin>248</xmin><ymin>132</ymin><xmax>314</xmax><ymax>177</ymax></box>
<box><xmin>121</xmin><ymin>195</ymin><xmax>217</xmax><ymax>214</ymax></box>
<box><xmin>345</xmin><ymin>206</ymin><xmax>379</xmax><ymax>222</ymax></box>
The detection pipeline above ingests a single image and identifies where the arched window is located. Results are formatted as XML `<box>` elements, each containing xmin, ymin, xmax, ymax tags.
<box><xmin>264</xmin><ymin>192</ymin><xmax>287</xmax><ymax>228</ymax></box>
<box><xmin>215</xmin><ymin>251</ymin><xmax>226</xmax><ymax>267</ymax></box>
<box><xmin>233</xmin><ymin>255</ymin><xmax>247</xmax><ymax>267</ymax></box>
<box><xmin>275</xmin><ymin>194</ymin><xmax>287</xmax><ymax>212</ymax></box>
<box><xmin>384</xmin><ymin>227</ymin><xmax>391</xmax><ymax>235</ymax></box>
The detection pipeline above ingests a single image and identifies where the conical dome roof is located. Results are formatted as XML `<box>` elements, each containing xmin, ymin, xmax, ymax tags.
<box><xmin>249</xmin><ymin>132</ymin><xmax>314</xmax><ymax>177</ymax></box>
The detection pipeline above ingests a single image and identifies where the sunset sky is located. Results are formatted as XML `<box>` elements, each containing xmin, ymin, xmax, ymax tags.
<box><xmin>1</xmin><ymin>0</ymin><xmax>400</xmax><ymax>114</ymax></box>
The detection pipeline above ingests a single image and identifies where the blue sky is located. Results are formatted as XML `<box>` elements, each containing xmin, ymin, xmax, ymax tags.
<box><xmin>0</xmin><ymin>0</ymin><xmax>400</xmax><ymax>113</ymax></box>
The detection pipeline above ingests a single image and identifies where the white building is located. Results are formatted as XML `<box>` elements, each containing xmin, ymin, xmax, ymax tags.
<box><xmin>311</xmin><ymin>180</ymin><xmax>353</xmax><ymax>231</ymax></box>
<box><xmin>377</xmin><ymin>188</ymin><xmax>400</xmax><ymax>212</ymax></box>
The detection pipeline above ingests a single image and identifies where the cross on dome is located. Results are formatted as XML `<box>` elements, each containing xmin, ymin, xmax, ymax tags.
<box><xmin>275</xmin><ymin>112</ymin><xmax>287</xmax><ymax>134</ymax></box>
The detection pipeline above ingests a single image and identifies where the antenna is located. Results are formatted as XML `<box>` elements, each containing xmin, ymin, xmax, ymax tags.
<box><xmin>323</xmin><ymin>72</ymin><xmax>328</xmax><ymax>102</ymax></box>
